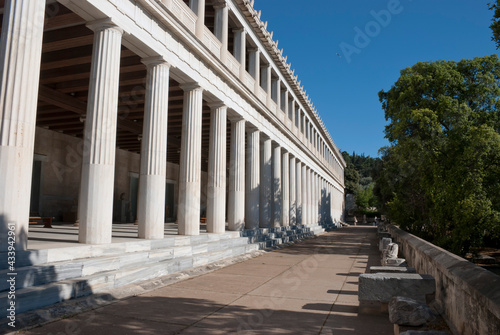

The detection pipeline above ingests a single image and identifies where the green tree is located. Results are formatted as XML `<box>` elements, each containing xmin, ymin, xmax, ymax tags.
<box><xmin>490</xmin><ymin>1</ymin><xmax>500</xmax><ymax>48</ymax></box>
<box><xmin>378</xmin><ymin>55</ymin><xmax>500</xmax><ymax>255</ymax></box>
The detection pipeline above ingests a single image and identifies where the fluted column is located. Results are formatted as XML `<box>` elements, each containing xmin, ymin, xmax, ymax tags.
<box><xmin>192</xmin><ymin>0</ymin><xmax>206</xmax><ymax>39</ymax></box>
<box><xmin>214</xmin><ymin>2</ymin><xmax>228</xmax><ymax>62</ymax></box>
<box><xmin>289</xmin><ymin>156</ymin><xmax>296</xmax><ymax>225</ymax></box>
<box><xmin>248</xmin><ymin>48</ymin><xmax>260</xmax><ymax>92</ymax></box>
<box><xmin>228</xmin><ymin>117</ymin><xmax>245</xmax><ymax>231</ymax></box>
<box><xmin>138</xmin><ymin>57</ymin><xmax>170</xmax><ymax>240</ymax></box>
<box><xmin>307</xmin><ymin>168</ymin><xmax>313</xmax><ymax>225</ymax></box>
<box><xmin>302</xmin><ymin>165</ymin><xmax>308</xmax><ymax>225</ymax></box>
<box><xmin>178</xmin><ymin>83</ymin><xmax>203</xmax><ymax>235</ymax></box>
<box><xmin>314</xmin><ymin>172</ymin><xmax>318</xmax><ymax>224</ymax></box>
<box><xmin>78</xmin><ymin>20</ymin><xmax>123</xmax><ymax>244</ymax></box>
<box><xmin>206</xmin><ymin>103</ymin><xmax>227</xmax><ymax>234</ymax></box>
<box><xmin>260</xmin><ymin>137</ymin><xmax>272</xmax><ymax>228</ymax></box>
<box><xmin>0</xmin><ymin>0</ymin><xmax>45</xmax><ymax>250</ymax></box>
<box><xmin>272</xmin><ymin>144</ymin><xmax>281</xmax><ymax>228</ymax></box>
<box><xmin>281</xmin><ymin>151</ymin><xmax>289</xmax><ymax>227</ymax></box>
<box><xmin>233</xmin><ymin>28</ymin><xmax>246</xmax><ymax>78</ymax></box>
<box><xmin>245</xmin><ymin>128</ymin><xmax>260</xmax><ymax>229</ymax></box>
<box><xmin>296</xmin><ymin>161</ymin><xmax>302</xmax><ymax>225</ymax></box>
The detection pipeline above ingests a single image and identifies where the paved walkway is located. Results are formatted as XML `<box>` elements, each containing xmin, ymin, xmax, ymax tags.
<box><xmin>23</xmin><ymin>227</ymin><xmax>392</xmax><ymax>335</ymax></box>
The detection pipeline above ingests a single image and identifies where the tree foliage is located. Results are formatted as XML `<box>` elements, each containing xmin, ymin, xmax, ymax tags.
<box><xmin>376</xmin><ymin>55</ymin><xmax>500</xmax><ymax>255</ymax></box>
<box><xmin>342</xmin><ymin>151</ymin><xmax>379</xmax><ymax>210</ymax></box>
<box><xmin>490</xmin><ymin>1</ymin><xmax>500</xmax><ymax>48</ymax></box>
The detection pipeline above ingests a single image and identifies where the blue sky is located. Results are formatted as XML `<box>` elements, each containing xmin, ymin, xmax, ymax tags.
<box><xmin>253</xmin><ymin>0</ymin><xmax>498</xmax><ymax>157</ymax></box>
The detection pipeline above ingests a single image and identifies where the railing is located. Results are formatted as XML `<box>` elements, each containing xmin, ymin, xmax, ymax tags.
<box><xmin>225</xmin><ymin>52</ymin><xmax>241</xmax><ymax>77</ymax></box>
<box><xmin>243</xmin><ymin>72</ymin><xmax>255</xmax><ymax>92</ymax></box>
<box><xmin>159</xmin><ymin>0</ymin><xmax>197</xmax><ymax>33</ymax></box>
<box><xmin>202</xmin><ymin>27</ymin><xmax>222</xmax><ymax>57</ymax></box>
<box><xmin>388</xmin><ymin>225</ymin><xmax>500</xmax><ymax>335</ymax></box>
<box><xmin>257</xmin><ymin>87</ymin><xmax>267</xmax><ymax>104</ymax></box>
<box><xmin>268</xmin><ymin>99</ymin><xmax>277</xmax><ymax>115</ymax></box>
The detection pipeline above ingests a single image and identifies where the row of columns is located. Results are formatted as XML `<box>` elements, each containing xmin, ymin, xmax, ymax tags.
<box><xmin>190</xmin><ymin>0</ymin><xmax>340</xmax><ymax>180</ymax></box>
<box><xmin>0</xmin><ymin>0</ymin><xmax>339</xmax><ymax>251</ymax></box>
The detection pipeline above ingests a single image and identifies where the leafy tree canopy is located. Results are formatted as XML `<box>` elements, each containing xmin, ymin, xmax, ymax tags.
<box><xmin>377</xmin><ymin>55</ymin><xmax>500</xmax><ymax>255</ymax></box>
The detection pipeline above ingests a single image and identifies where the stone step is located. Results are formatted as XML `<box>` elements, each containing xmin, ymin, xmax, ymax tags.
<box><xmin>0</xmin><ymin>231</ymin><xmax>243</xmax><ymax>270</ymax></box>
<box><xmin>0</xmin><ymin>243</ymin><xmax>259</xmax><ymax>315</ymax></box>
<box><xmin>0</xmin><ymin>236</ymin><xmax>250</xmax><ymax>292</ymax></box>
<box><xmin>0</xmin><ymin>223</ymin><xmax>330</xmax><ymax>316</ymax></box>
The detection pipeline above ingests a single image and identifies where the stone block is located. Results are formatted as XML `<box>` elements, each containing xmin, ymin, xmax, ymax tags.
<box><xmin>380</xmin><ymin>237</ymin><xmax>392</xmax><ymax>252</ymax></box>
<box><xmin>370</xmin><ymin>266</ymin><xmax>416</xmax><ymax>274</ymax></box>
<box><xmin>384</xmin><ymin>258</ymin><xmax>407</xmax><ymax>267</ymax></box>
<box><xmin>359</xmin><ymin>273</ymin><xmax>436</xmax><ymax>304</ymax></box>
<box><xmin>378</xmin><ymin>232</ymin><xmax>391</xmax><ymax>239</ymax></box>
<box><xmin>389</xmin><ymin>296</ymin><xmax>435</xmax><ymax>326</ymax></box>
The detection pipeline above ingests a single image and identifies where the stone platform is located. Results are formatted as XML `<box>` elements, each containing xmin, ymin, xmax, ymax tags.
<box><xmin>7</xmin><ymin>226</ymin><xmax>393</xmax><ymax>335</ymax></box>
<box><xmin>0</xmin><ymin>222</ymin><xmax>336</xmax><ymax>323</ymax></box>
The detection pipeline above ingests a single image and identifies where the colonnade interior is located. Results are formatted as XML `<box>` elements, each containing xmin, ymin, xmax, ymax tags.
<box><xmin>0</xmin><ymin>0</ymin><xmax>345</xmax><ymax>249</ymax></box>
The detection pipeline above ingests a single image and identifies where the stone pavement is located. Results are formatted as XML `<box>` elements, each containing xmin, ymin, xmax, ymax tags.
<box><xmin>22</xmin><ymin>227</ymin><xmax>392</xmax><ymax>335</ymax></box>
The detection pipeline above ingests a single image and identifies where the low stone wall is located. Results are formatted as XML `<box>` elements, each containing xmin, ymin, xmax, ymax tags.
<box><xmin>388</xmin><ymin>225</ymin><xmax>500</xmax><ymax>335</ymax></box>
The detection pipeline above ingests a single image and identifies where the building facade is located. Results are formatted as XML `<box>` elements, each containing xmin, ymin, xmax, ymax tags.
<box><xmin>0</xmin><ymin>0</ymin><xmax>345</xmax><ymax>251</ymax></box>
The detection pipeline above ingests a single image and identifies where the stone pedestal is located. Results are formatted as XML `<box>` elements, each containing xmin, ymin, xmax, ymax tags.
<box><xmin>206</xmin><ymin>103</ymin><xmax>227</xmax><ymax>234</ymax></box>
<box><xmin>177</xmin><ymin>84</ymin><xmax>203</xmax><ymax>236</ymax></box>
<box><xmin>0</xmin><ymin>0</ymin><xmax>45</xmax><ymax>250</ymax></box>
<box><xmin>79</xmin><ymin>21</ymin><xmax>123</xmax><ymax>244</ymax></box>
<box><xmin>228</xmin><ymin>118</ymin><xmax>245</xmax><ymax>231</ymax></box>
<box><xmin>137</xmin><ymin>58</ymin><xmax>170</xmax><ymax>240</ymax></box>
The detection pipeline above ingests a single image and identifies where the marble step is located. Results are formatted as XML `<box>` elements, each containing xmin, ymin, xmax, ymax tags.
<box><xmin>0</xmin><ymin>236</ymin><xmax>251</xmax><ymax>292</ymax></box>
<box><xmin>0</xmin><ymin>243</ymin><xmax>259</xmax><ymax>315</ymax></box>
<box><xmin>0</xmin><ymin>231</ymin><xmax>243</xmax><ymax>270</ymax></box>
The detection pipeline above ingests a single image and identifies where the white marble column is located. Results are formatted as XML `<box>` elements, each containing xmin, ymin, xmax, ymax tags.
<box><xmin>296</xmin><ymin>161</ymin><xmax>302</xmax><ymax>225</ymax></box>
<box><xmin>289</xmin><ymin>156</ymin><xmax>296</xmax><ymax>226</ymax></box>
<box><xmin>282</xmin><ymin>91</ymin><xmax>289</xmax><ymax>116</ymax></box>
<box><xmin>272</xmin><ymin>144</ymin><xmax>281</xmax><ymax>228</ymax></box>
<box><xmin>228</xmin><ymin>117</ymin><xmax>245</xmax><ymax>231</ymax></box>
<box><xmin>192</xmin><ymin>0</ymin><xmax>206</xmax><ymax>39</ymax></box>
<box><xmin>178</xmin><ymin>83</ymin><xmax>203</xmax><ymax>235</ymax></box>
<box><xmin>233</xmin><ymin>28</ymin><xmax>246</xmax><ymax>78</ymax></box>
<box><xmin>206</xmin><ymin>103</ymin><xmax>227</xmax><ymax>234</ymax></box>
<box><xmin>78</xmin><ymin>20</ymin><xmax>123</xmax><ymax>244</ymax></box>
<box><xmin>302</xmin><ymin>165</ymin><xmax>308</xmax><ymax>225</ymax></box>
<box><xmin>314</xmin><ymin>173</ymin><xmax>318</xmax><ymax>224</ymax></box>
<box><xmin>245</xmin><ymin>128</ymin><xmax>260</xmax><ymax>229</ymax></box>
<box><xmin>248</xmin><ymin>48</ymin><xmax>260</xmax><ymax>92</ymax></box>
<box><xmin>281</xmin><ymin>151</ymin><xmax>289</xmax><ymax>227</ymax></box>
<box><xmin>138</xmin><ymin>57</ymin><xmax>170</xmax><ymax>240</ymax></box>
<box><xmin>260</xmin><ymin>137</ymin><xmax>272</xmax><ymax>228</ymax></box>
<box><xmin>307</xmin><ymin>168</ymin><xmax>313</xmax><ymax>225</ymax></box>
<box><xmin>214</xmin><ymin>2</ymin><xmax>228</xmax><ymax>62</ymax></box>
<box><xmin>273</xmin><ymin>79</ymin><xmax>281</xmax><ymax>110</ymax></box>
<box><xmin>0</xmin><ymin>0</ymin><xmax>45</xmax><ymax>250</ymax></box>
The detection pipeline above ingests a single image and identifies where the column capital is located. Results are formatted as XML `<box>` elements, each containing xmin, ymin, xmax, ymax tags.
<box><xmin>180</xmin><ymin>82</ymin><xmax>203</xmax><ymax>92</ymax></box>
<box><xmin>207</xmin><ymin>102</ymin><xmax>227</xmax><ymax>111</ymax></box>
<box><xmin>228</xmin><ymin>114</ymin><xmax>245</xmax><ymax>122</ymax></box>
<box><xmin>233</xmin><ymin>27</ymin><xmax>245</xmax><ymax>33</ymax></box>
<box><xmin>213</xmin><ymin>0</ymin><xmax>228</xmax><ymax>9</ymax></box>
<box><xmin>141</xmin><ymin>56</ymin><xmax>171</xmax><ymax>68</ymax></box>
<box><xmin>86</xmin><ymin>18</ymin><xmax>124</xmax><ymax>35</ymax></box>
